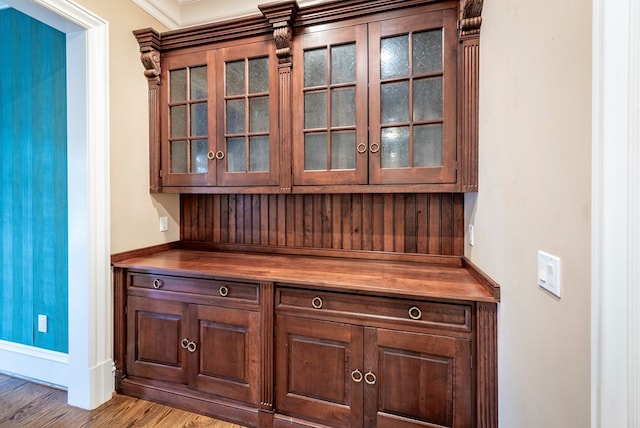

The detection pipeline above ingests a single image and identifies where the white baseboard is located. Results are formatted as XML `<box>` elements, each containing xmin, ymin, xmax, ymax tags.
<box><xmin>0</xmin><ymin>340</ymin><xmax>68</xmax><ymax>388</ymax></box>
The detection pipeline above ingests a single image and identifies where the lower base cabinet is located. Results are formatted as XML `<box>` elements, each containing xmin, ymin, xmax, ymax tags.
<box><xmin>113</xmin><ymin>252</ymin><xmax>498</xmax><ymax>428</ymax></box>
<box><xmin>274</xmin><ymin>303</ymin><xmax>472</xmax><ymax>427</ymax></box>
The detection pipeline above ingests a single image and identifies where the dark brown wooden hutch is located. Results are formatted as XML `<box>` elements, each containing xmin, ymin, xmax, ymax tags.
<box><xmin>112</xmin><ymin>0</ymin><xmax>498</xmax><ymax>426</ymax></box>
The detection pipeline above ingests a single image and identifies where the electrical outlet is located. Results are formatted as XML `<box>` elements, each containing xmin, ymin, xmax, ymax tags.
<box><xmin>537</xmin><ymin>251</ymin><xmax>561</xmax><ymax>297</ymax></box>
<box><xmin>160</xmin><ymin>216</ymin><xmax>168</xmax><ymax>232</ymax></box>
<box><xmin>38</xmin><ymin>314</ymin><xmax>47</xmax><ymax>333</ymax></box>
<box><xmin>468</xmin><ymin>224</ymin><xmax>475</xmax><ymax>246</ymax></box>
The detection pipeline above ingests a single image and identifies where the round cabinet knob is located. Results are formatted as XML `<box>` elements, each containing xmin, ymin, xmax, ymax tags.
<box><xmin>408</xmin><ymin>306</ymin><xmax>422</xmax><ymax>320</ymax></box>
<box><xmin>364</xmin><ymin>371</ymin><xmax>377</xmax><ymax>385</ymax></box>
<box><xmin>311</xmin><ymin>296</ymin><xmax>323</xmax><ymax>309</ymax></box>
<box><xmin>187</xmin><ymin>341</ymin><xmax>197</xmax><ymax>353</ymax></box>
<box><xmin>181</xmin><ymin>338</ymin><xmax>190</xmax><ymax>349</ymax></box>
<box><xmin>219</xmin><ymin>285</ymin><xmax>229</xmax><ymax>297</ymax></box>
<box><xmin>369</xmin><ymin>142</ymin><xmax>380</xmax><ymax>153</ymax></box>
<box><xmin>152</xmin><ymin>279</ymin><xmax>163</xmax><ymax>289</ymax></box>
<box><xmin>207</xmin><ymin>151</ymin><xmax>215</xmax><ymax>160</ymax></box>
<box><xmin>215</xmin><ymin>151</ymin><xmax>225</xmax><ymax>160</ymax></box>
<box><xmin>357</xmin><ymin>143</ymin><xmax>367</xmax><ymax>154</ymax></box>
<box><xmin>351</xmin><ymin>369</ymin><xmax>363</xmax><ymax>383</ymax></box>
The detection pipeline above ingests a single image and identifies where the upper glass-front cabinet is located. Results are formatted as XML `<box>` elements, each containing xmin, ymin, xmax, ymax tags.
<box><xmin>294</xmin><ymin>9</ymin><xmax>457</xmax><ymax>186</ymax></box>
<box><xmin>137</xmin><ymin>0</ymin><xmax>481</xmax><ymax>193</ymax></box>
<box><xmin>160</xmin><ymin>41</ymin><xmax>278</xmax><ymax>188</ymax></box>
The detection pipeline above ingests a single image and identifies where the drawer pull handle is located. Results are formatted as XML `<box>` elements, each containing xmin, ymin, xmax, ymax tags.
<box><xmin>187</xmin><ymin>341</ymin><xmax>197</xmax><ymax>353</ymax></box>
<box><xmin>408</xmin><ymin>306</ymin><xmax>422</xmax><ymax>320</ymax></box>
<box><xmin>311</xmin><ymin>296</ymin><xmax>323</xmax><ymax>309</ymax></box>
<box><xmin>219</xmin><ymin>285</ymin><xmax>229</xmax><ymax>297</ymax></box>
<box><xmin>364</xmin><ymin>371</ymin><xmax>377</xmax><ymax>385</ymax></box>
<box><xmin>181</xmin><ymin>338</ymin><xmax>190</xmax><ymax>349</ymax></box>
<box><xmin>351</xmin><ymin>369</ymin><xmax>363</xmax><ymax>383</ymax></box>
<box><xmin>152</xmin><ymin>279</ymin><xmax>163</xmax><ymax>289</ymax></box>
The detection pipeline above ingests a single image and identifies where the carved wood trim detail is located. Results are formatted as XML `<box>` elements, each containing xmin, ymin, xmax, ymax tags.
<box><xmin>459</xmin><ymin>0</ymin><xmax>483</xmax><ymax>37</ymax></box>
<box><xmin>140</xmin><ymin>48</ymin><xmax>161</xmax><ymax>84</ymax></box>
<box><xmin>259</xmin><ymin>1</ymin><xmax>299</xmax><ymax>63</ymax></box>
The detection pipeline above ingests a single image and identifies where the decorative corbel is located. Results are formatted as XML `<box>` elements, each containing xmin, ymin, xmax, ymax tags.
<box><xmin>259</xmin><ymin>1</ymin><xmax>299</xmax><ymax>64</ymax></box>
<box><xmin>459</xmin><ymin>0</ymin><xmax>483</xmax><ymax>38</ymax></box>
<box><xmin>140</xmin><ymin>47</ymin><xmax>161</xmax><ymax>85</ymax></box>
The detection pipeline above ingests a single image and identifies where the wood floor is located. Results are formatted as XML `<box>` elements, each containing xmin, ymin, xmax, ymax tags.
<box><xmin>0</xmin><ymin>373</ymin><xmax>246</xmax><ymax>427</ymax></box>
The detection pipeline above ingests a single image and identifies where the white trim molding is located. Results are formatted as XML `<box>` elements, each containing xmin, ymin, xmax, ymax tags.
<box><xmin>0</xmin><ymin>340</ymin><xmax>68</xmax><ymax>387</ymax></box>
<box><xmin>592</xmin><ymin>0</ymin><xmax>640</xmax><ymax>426</ymax></box>
<box><xmin>2</xmin><ymin>0</ymin><xmax>112</xmax><ymax>410</ymax></box>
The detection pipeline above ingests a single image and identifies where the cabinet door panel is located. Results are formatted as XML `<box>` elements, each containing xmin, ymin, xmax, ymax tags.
<box><xmin>293</xmin><ymin>25</ymin><xmax>369</xmax><ymax>186</ymax></box>
<box><xmin>216</xmin><ymin>42</ymin><xmax>279</xmax><ymax>186</ymax></box>
<box><xmin>126</xmin><ymin>296</ymin><xmax>188</xmax><ymax>384</ymax></box>
<box><xmin>369</xmin><ymin>8</ymin><xmax>458</xmax><ymax>185</ymax></box>
<box><xmin>365</xmin><ymin>328</ymin><xmax>472</xmax><ymax>428</ymax></box>
<box><xmin>161</xmin><ymin>51</ymin><xmax>215</xmax><ymax>187</ymax></box>
<box><xmin>189</xmin><ymin>305</ymin><xmax>260</xmax><ymax>404</ymax></box>
<box><xmin>275</xmin><ymin>315</ymin><xmax>364</xmax><ymax>428</ymax></box>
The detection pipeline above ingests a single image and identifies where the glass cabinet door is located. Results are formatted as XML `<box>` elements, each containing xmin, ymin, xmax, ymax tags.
<box><xmin>162</xmin><ymin>51</ymin><xmax>213</xmax><ymax>187</ymax></box>
<box><xmin>368</xmin><ymin>9</ymin><xmax>458</xmax><ymax>185</ymax></box>
<box><xmin>216</xmin><ymin>42</ymin><xmax>279</xmax><ymax>187</ymax></box>
<box><xmin>293</xmin><ymin>25</ymin><xmax>368</xmax><ymax>186</ymax></box>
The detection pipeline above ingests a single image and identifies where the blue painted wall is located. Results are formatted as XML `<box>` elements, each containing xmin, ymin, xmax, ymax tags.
<box><xmin>0</xmin><ymin>8</ymin><xmax>68</xmax><ymax>353</ymax></box>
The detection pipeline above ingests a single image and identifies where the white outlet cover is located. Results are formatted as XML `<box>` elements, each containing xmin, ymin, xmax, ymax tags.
<box><xmin>537</xmin><ymin>251</ymin><xmax>561</xmax><ymax>298</ymax></box>
<box><xmin>38</xmin><ymin>314</ymin><xmax>47</xmax><ymax>333</ymax></box>
<box><xmin>160</xmin><ymin>216</ymin><xmax>169</xmax><ymax>232</ymax></box>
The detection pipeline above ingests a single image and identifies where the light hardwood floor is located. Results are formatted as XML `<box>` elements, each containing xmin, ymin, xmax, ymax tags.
<box><xmin>0</xmin><ymin>373</ymin><xmax>246</xmax><ymax>427</ymax></box>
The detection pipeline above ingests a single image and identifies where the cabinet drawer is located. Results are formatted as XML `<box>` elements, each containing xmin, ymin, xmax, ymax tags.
<box><xmin>276</xmin><ymin>287</ymin><xmax>471</xmax><ymax>332</ymax></box>
<box><xmin>129</xmin><ymin>272</ymin><xmax>259</xmax><ymax>305</ymax></box>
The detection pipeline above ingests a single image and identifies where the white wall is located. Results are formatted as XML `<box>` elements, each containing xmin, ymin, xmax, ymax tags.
<box><xmin>467</xmin><ymin>0</ymin><xmax>592</xmax><ymax>426</ymax></box>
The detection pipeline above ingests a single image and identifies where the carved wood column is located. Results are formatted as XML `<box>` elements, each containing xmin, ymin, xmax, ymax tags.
<box><xmin>133</xmin><ymin>28</ymin><xmax>162</xmax><ymax>193</ymax></box>
<box><xmin>458</xmin><ymin>0</ymin><xmax>482</xmax><ymax>191</ymax></box>
<box><xmin>259</xmin><ymin>280</ymin><xmax>275</xmax><ymax>417</ymax></box>
<box><xmin>476</xmin><ymin>301</ymin><xmax>498</xmax><ymax>428</ymax></box>
<box><xmin>260</xmin><ymin>1</ymin><xmax>299</xmax><ymax>193</ymax></box>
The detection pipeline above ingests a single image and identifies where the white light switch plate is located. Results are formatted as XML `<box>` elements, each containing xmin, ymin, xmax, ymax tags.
<box><xmin>538</xmin><ymin>251</ymin><xmax>561</xmax><ymax>297</ymax></box>
<box><xmin>160</xmin><ymin>216</ymin><xmax>168</xmax><ymax>232</ymax></box>
<box><xmin>38</xmin><ymin>314</ymin><xmax>47</xmax><ymax>333</ymax></box>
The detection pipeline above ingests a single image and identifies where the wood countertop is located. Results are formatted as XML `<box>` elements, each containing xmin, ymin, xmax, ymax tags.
<box><xmin>113</xmin><ymin>249</ymin><xmax>500</xmax><ymax>303</ymax></box>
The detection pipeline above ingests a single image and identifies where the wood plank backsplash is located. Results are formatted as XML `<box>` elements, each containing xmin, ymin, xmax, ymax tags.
<box><xmin>181</xmin><ymin>193</ymin><xmax>464</xmax><ymax>256</ymax></box>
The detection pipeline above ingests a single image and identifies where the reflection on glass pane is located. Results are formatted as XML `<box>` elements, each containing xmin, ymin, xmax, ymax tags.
<box><xmin>191</xmin><ymin>102</ymin><xmax>208</xmax><ymax>136</ymax></box>
<box><xmin>250</xmin><ymin>136</ymin><xmax>269</xmax><ymax>172</ymax></box>
<box><xmin>331</xmin><ymin>43</ymin><xmax>355</xmax><ymax>84</ymax></box>
<box><xmin>381</xmin><ymin>82</ymin><xmax>409</xmax><ymax>124</ymax></box>
<box><xmin>381</xmin><ymin>35</ymin><xmax>409</xmax><ymax>79</ymax></box>
<box><xmin>227</xmin><ymin>137</ymin><xmax>246</xmax><ymax>173</ymax></box>
<box><xmin>331</xmin><ymin>88</ymin><xmax>355</xmax><ymax>127</ymax></box>
<box><xmin>414</xmin><ymin>124</ymin><xmax>442</xmax><ymax>167</ymax></box>
<box><xmin>170</xmin><ymin>105</ymin><xmax>187</xmax><ymax>138</ymax></box>
<box><xmin>304</xmin><ymin>91</ymin><xmax>327</xmax><ymax>129</ymax></box>
<box><xmin>304</xmin><ymin>48</ymin><xmax>327</xmax><ymax>88</ymax></box>
<box><xmin>170</xmin><ymin>69</ymin><xmax>187</xmax><ymax>102</ymax></box>
<box><xmin>331</xmin><ymin>131</ymin><xmax>356</xmax><ymax>170</ymax></box>
<box><xmin>413</xmin><ymin>29</ymin><xmax>443</xmax><ymax>74</ymax></box>
<box><xmin>226</xmin><ymin>60</ymin><xmax>245</xmax><ymax>96</ymax></box>
<box><xmin>190</xmin><ymin>66</ymin><xmax>207</xmax><ymax>99</ymax></box>
<box><xmin>170</xmin><ymin>140</ymin><xmax>187</xmax><ymax>173</ymax></box>
<box><xmin>250</xmin><ymin>97</ymin><xmax>269</xmax><ymax>133</ymax></box>
<box><xmin>227</xmin><ymin>99</ymin><xmax>245</xmax><ymax>134</ymax></box>
<box><xmin>381</xmin><ymin>126</ymin><xmax>409</xmax><ymax>168</ymax></box>
<box><xmin>413</xmin><ymin>77</ymin><xmax>442</xmax><ymax>121</ymax></box>
<box><xmin>249</xmin><ymin>57</ymin><xmax>269</xmax><ymax>94</ymax></box>
<box><xmin>191</xmin><ymin>139</ymin><xmax>208</xmax><ymax>173</ymax></box>
<box><xmin>304</xmin><ymin>133</ymin><xmax>327</xmax><ymax>171</ymax></box>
